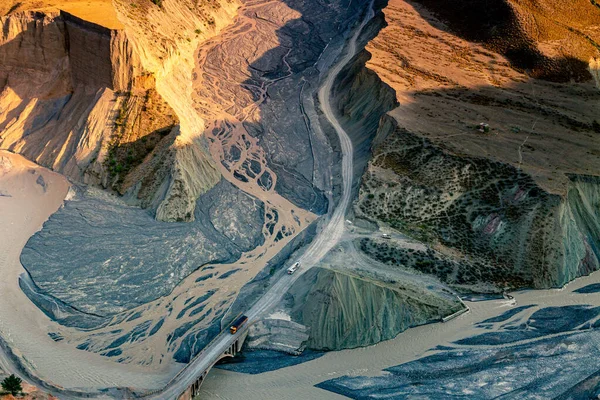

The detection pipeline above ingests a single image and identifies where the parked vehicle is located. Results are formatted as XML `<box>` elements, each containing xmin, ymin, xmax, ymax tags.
<box><xmin>230</xmin><ymin>315</ymin><xmax>248</xmax><ymax>334</ymax></box>
<box><xmin>381</xmin><ymin>233</ymin><xmax>391</xmax><ymax>239</ymax></box>
<box><xmin>287</xmin><ymin>262</ymin><xmax>300</xmax><ymax>274</ymax></box>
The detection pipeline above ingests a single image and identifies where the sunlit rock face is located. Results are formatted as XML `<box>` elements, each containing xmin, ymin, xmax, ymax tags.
<box><xmin>0</xmin><ymin>0</ymin><xmax>240</xmax><ymax>222</ymax></box>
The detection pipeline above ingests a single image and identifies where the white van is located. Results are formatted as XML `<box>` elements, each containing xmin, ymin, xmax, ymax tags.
<box><xmin>287</xmin><ymin>262</ymin><xmax>300</xmax><ymax>274</ymax></box>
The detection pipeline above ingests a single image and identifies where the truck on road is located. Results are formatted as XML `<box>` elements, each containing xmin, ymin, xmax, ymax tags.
<box><xmin>287</xmin><ymin>262</ymin><xmax>300</xmax><ymax>274</ymax></box>
<box><xmin>230</xmin><ymin>315</ymin><xmax>248</xmax><ymax>334</ymax></box>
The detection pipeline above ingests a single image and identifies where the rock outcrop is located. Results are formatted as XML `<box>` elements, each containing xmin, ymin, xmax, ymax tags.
<box><xmin>0</xmin><ymin>0</ymin><xmax>241</xmax><ymax>221</ymax></box>
<box><xmin>286</xmin><ymin>267</ymin><xmax>463</xmax><ymax>350</ymax></box>
<box><xmin>110</xmin><ymin>0</ymin><xmax>241</xmax><ymax>221</ymax></box>
<box><xmin>245</xmin><ymin>318</ymin><xmax>310</xmax><ymax>355</ymax></box>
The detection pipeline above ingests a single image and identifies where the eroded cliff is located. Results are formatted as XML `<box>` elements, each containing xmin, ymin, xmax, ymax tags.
<box><xmin>353</xmin><ymin>0</ymin><xmax>600</xmax><ymax>292</ymax></box>
<box><xmin>287</xmin><ymin>266</ymin><xmax>463</xmax><ymax>350</ymax></box>
<box><xmin>0</xmin><ymin>0</ymin><xmax>241</xmax><ymax>221</ymax></box>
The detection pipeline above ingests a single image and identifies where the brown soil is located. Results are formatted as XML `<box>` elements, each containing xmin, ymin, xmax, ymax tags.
<box><xmin>410</xmin><ymin>0</ymin><xmax>600</xmax><ymax>81</ymax></box>
<box><xmin>1</xmin><ymin>0</ymin><xmax>123</xmax><ymax>29</ymax></box>
<box><xmin>366</xmin><ymin>0</ymin><xmax>600</xmax><ymax>195</ymax></box>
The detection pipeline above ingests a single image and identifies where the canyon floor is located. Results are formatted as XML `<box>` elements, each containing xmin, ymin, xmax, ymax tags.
<box><xmin>0</xmin><ymin>151</ymin><xmax>171</xmax><ymax>390</ymax></box>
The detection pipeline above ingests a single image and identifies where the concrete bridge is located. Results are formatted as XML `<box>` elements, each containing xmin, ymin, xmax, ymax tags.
<box><xmin>141</xmin><ymin>326</ymin><xmax>249</xmax><ymax>400</ymax></box>
<box><xmin>176</xmin><ymin>330</ymin><xmax>248</xmax><ymax>400</ymax></box>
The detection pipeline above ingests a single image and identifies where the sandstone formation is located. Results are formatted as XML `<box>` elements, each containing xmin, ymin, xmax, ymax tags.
<box><xmin>0</xmin><ymin>0</ymin><xmax>240</xmax><ymax>222</ymax></box>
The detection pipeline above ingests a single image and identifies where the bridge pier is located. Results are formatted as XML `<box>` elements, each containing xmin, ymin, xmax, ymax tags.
<box><xmin>178</xmin><ymin>331</ymin><xmax>248</xmax><ymax>400</ymax></box>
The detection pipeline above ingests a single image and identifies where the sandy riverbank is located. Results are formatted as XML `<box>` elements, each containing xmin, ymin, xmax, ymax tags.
<box><xmin>0</xmin><ymin>150</ymin><xmax>171</xmax><ymax>390</ymax></box>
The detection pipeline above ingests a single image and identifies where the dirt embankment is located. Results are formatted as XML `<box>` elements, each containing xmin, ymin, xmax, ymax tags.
<box><xmin>0</xmin><ymin>0</ymin><xmax>242</xmax><ymax>221</ymax></box>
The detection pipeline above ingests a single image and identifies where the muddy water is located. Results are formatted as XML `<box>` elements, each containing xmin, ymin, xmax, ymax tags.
<box><xmin>0</xmin><ymin>151</ymin><xmax>173</xmax><ymax>390</ymax></box>
<box><xmin>199</xmin><ymin>270</ymin><xmax>600</xmax><ymax>399</ymax></box>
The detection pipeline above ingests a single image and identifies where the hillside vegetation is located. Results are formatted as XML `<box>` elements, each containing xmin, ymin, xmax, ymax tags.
<box><xmin>354</xmin><ymin>0</ymin><xmax>600</xmax><ymax>293</ymax></box>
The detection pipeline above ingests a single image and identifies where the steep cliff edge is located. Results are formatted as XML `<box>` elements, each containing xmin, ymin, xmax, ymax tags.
<box><xmin>0</xmin><ymin>0</ymin><xmax>240</xmax><ymax>221</ymax></box>
<box><xmin>111</xmin><ymin>0</ymin><xmax>240</xmax><ymax>221</ymax></box>
<box><xmin>353</xmin><ymin>0</ymin><xmax>600</xmax><ymax>292</ymax></box>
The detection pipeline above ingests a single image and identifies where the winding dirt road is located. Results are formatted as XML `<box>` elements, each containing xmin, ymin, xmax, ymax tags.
<box><xmin>0</xmin><ymin>2</ymin><xmax>374</xmax><ymax>398</ymax></box>
<box><xmin>145</xmin><ymin>2</ymin><xmax>375</xmax><ymax>398</ymax></box>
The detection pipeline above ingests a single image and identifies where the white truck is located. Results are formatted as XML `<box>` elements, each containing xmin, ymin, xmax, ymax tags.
<box><xmin>287</xmin><ymin>262</ymin><xmax>300</xmax><ymax>274</ymax></box>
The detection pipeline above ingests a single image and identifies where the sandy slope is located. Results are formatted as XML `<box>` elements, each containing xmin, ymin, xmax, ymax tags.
<box><xmin>1</xmin><ymin>0</ymin><xmax>122</xmax><ymax>29</ymax></box>
<box><xmin>0</xmin><ymin>150</ymin><xmax>170</xmax><ymax>390</ymax></box>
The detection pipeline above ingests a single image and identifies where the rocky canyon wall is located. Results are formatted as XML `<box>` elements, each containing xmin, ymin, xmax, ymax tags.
<box><xmin>0</xmin><ymin>1</ymin><xmax>241</xmax><ymax>221</ymax></box>
<box><xmin>287</xmin><ymin>266</ymin><xmax>462</xmax><ymax>350</ymax></box>
<box><xmin>111</xmin><ymin>0</ymin><xmax>240</xmax><ymax>221</ymax></box>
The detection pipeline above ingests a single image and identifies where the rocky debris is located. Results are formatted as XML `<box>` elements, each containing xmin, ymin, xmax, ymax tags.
<box><xmin>20</xmin><ymin>179</ymin><xmax>265</xmax><ymax>323</ymax></box>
